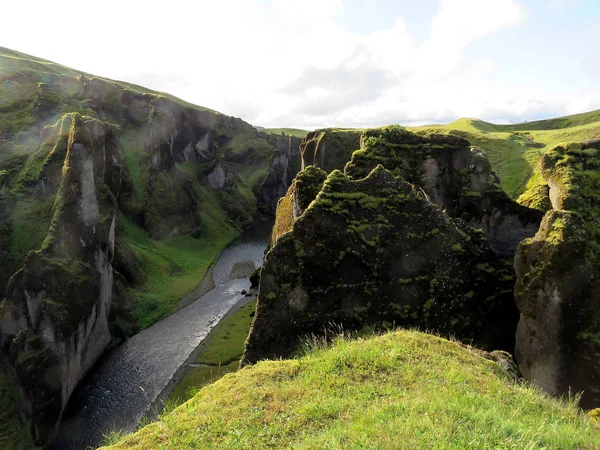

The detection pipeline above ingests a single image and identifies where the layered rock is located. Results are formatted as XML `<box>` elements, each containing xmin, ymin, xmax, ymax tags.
<box><xmin>242</xmin><ymin>165</ymin><xmax>518</xmax><ymax>365</ymax></box>
<box><xmin>515</xmin><ymin>140</ymin><xmax>600</xmax><ymax>408</ymax></box>
<box><xmin>0</xmin><ymin>115</ymin><xmax>122</xmax><ymax>442</ymax></box>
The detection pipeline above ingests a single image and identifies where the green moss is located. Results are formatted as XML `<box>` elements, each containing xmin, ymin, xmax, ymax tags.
<box><xmin>0</xmin><ymin>361</ymin><xmax>39</xmax><ymax>450</ymax></box>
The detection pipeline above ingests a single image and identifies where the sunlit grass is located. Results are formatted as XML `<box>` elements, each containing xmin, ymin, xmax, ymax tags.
<box><xmin>102</xmin><ymin>329</ymin><xmax>599</xmax><ymax>450</ymax></box>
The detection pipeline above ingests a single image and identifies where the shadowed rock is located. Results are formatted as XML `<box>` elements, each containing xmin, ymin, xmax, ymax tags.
<box><xmin>0</xmin><ymin>114</ymin><xmax>122</xmax><ymax>443</ymax></box>
<box><xmin>242</xmin><ymin>165</ymin><xmax>518</xmax><ymax>366</ymax></box>
<box><xmin>515</xmin><ymin>140</ymin><xmax>600</xmax><ymax>408</ymax></box>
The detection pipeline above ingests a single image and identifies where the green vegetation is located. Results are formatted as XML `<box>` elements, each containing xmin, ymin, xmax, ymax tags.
<box><xmin>412</xmin><ymin>111</ymin><xmax>600</xmax><ymax>198</ymax></box>
<box><xmin>119</xmin><ymin>213</ymin><xmax>238</xmax><ymax>328</ymax></box>
<box><xmin>103</xmin><ymin>330</ymin><xmax>599</xmax><ymax>449</ymax></box>
<box><xmin>168</xmin><ymin>299</ymin><xmax>257</xmax><ymax>405</ymax></box>
<box><xmin>0</xmin><ymin>362</ymin><xmax>38</xmax><ymax>450</ymax></box>
<box><xmin>263</xmin><ymin>128</ymin><xmax>310</xmax><ymax>139</ymax></box>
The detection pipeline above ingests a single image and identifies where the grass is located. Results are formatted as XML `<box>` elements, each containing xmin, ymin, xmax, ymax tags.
<box><xmin>168</xmin><ymin>299</ymin><xmax>257</xmax><ymax>405</ymax></box>
<box><xmin>120</xmin><ymin>213</ymin><xmax>238</xmax><ymax>328</ymax></box>
<box><xmin>264</xmin><ymin>128</ymin><xmax>310</xmax><ymax>139</ymax></box>
<box><xmin>0</xmin><ymin>362</ymin><xmax>38</xmax><ymax>450</ymax></box>
<box><xmin>102</xmin><ymin>329</ymin><xmax>599</xmax><ymax>450</ymax></box>
<box><xmin>412</xmin><ymin>111</ymin><xmax>600</xmax><ymax>198</ymax></box>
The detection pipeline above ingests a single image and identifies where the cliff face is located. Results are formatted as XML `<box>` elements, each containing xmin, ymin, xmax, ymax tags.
<box><xmin>258</xmin><ymin>133</ymin><xmax>302</xmax><ymax>215</ymax></box>
<box><xmin>242</xmin><ymin>164</ymin><xmax>519</xmax><ymax>366</ymax></box>
<box><xmin>0</xmin><ymin>115</ymin><xmax>121</xmax><ymax>442</ymax></box>
<box><xmin>515</xmin><ymin>140</ymin><xmax>600</xmax><ymax>408</ymax></box>
<box><xmin>299</xmin><ymin>126</ymin><xmax>543</xmax><ymax>257</ymax></box>
<box><xmin>0</xmin><ymin>48</ymin><xmax>301</xmax><ymax>444</ymax></box>
<box><xmin>300</xmin><ymin>129</ymin><xmax>363</xmax><ymax>173</ymax></box>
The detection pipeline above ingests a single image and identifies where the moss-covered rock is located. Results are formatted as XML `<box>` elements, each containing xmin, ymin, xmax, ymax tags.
<box><xmin>242</xmin><ymin>165</ymin><xmax>518</xmax><ymax>365</ymax></box>
<box><xmin>300</xmin><ymin>128</ymin><xmax>363</xmax><ymax>173</ymax></box>
<box><xmin>270</xmin><ymin>165</ymin><xmax>327</xmax><ymax>246</ymax></box>
<box><xmin>0</xmin><ymin>114</ymin><xmax>122</xmax><ymax>443</ymax></box>
<box><xmin>515</xmin><ymin>139</ymin><xmax>600</xmax><ymax>408</ymax></box>
<box><xmin>344</xmin><ymin>125</ymin><xmax>543</xmax><ymax>257</ymax></box>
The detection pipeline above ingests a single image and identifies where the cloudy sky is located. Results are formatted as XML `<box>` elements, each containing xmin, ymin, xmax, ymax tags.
<box><xmin>2</xmin><ymin>0</ymin><xmax>599</xmax><ymax>129</ymax></box>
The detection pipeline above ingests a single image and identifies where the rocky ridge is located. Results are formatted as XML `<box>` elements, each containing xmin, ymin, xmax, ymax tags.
<box><xmin>0</xmin><ymin>47</ymin><xmax>301</xmax><ymax>444</ymax></box>
<box><xmin>242</xmin><ymin>126</ymin><xmax>532</xmax><ymax>365</ymax></box>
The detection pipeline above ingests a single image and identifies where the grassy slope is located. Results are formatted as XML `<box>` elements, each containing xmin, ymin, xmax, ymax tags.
<box><xmin>167</xmin><ymin>299</ymin><xmax>257</xmax><ymax>405</ymax></box>
<box><xmin>264</xmin><ymin>128</ymin><xmax>310</xmax><ymax>139</ymax></box>
<box><xmin>103</xmin><ymin>330</ymin><xmax>599</xmax><ymax>449</ymax></box>
<box><xmin>0</xmin><ymin>46</ymin><xmax>221</xmax><ymax>115</ymax></box>
<box><xmin>412</xmin><ymin>111</ymin><xmax>600</xmax><ymax>198</ymax></box>
<box><xmin>119</xmin><ymin>213</ymin><xmax>238</xmax><ymax>328</ymax></box>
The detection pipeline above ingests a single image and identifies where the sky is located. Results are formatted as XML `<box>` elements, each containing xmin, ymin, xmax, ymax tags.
<box><xmin>2</xmin><ymin>0</ymin><xmax>599</xmax><ymax>129</ymax></box>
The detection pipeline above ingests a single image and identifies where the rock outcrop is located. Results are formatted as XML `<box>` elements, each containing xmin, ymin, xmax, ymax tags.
<box><xmin>271</xmin><ymin>165</ymin><xmax>327</xmax><ymax>246</ymax></box>
<box><xmin>299</xmin><ymin>126</ymin><xmax>543</xmax><ymax>257</ymax></box>
<box><xmin>0</xmin><ymin>115</ymin><xmax>122</xmax><ymax>442</ymax></box>
<box><xmin>515</xmin><ymin>140</ymin><xmax>600</xmax><ymax>408</ymax></box>
<box><xmin>345</xmin><ymin>126</ymin><xmax>544</xmax><ymax>257</ymax></box>
<box><xmin>258</xmin><ymin>133</ymin><xmax>302</xmax><ymax>214</ymax></box>
<box><xmin>300</xmin><ymin>128</ymin><xmax>363</xmax><ymax>173</ymax></box>
<box><xmin>242</xmin><ymin>165</ymin><xmax>518</xmax><ymax>365</ymax></box>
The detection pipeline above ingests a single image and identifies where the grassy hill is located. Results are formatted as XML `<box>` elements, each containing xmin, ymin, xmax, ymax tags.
<box><xmin>264</xmin><ymin>128</ymin><xmax>310</xmax><ymax>139</ymax></box>
<box><xmin>102</xmin><ymin>329</ymin><xmax>599</xmax><ymax>449</ymax></box>
<box><xmin>412</xmin><ymin>110</ymin><xmax>600</xmax><ymax>198</ymax></box>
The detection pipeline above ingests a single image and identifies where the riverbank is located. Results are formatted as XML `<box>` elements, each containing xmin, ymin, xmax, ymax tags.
<box><xmin>147</xmin><ymin>294</ymin><xmax>258</xmax><ymax>421</ymax></box>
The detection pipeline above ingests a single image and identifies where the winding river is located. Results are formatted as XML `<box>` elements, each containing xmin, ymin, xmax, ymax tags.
<box><xmin>49</xmin><ymin>221</ymin><xmax>270</xmax><ymax>450</ymax></box>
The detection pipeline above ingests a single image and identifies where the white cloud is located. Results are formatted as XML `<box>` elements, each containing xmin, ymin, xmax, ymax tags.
<box><xmin>0</xmin><ymin>0</ymin><xmax>591</xmax><ymax>129</ymax></box>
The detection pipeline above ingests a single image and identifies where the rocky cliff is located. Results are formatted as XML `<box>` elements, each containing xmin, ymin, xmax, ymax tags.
<box><xmin>300</xmin><ymin>128</ymin><xmax>363</xmax><ymax>173</ymax></box>
<box><xmin>0</xmin><ymin>115</ymin><xmax>121</xmax><ymax>442</ymax></box>
<box><xmin>242</xmin><ymin>162</ymin><xmax>519</xmax><ymax>365</ymax></box>
<box><xmin>0</xmin><ymin>47</ymin><xmax>301</xmax><ymax>444</ymax></box>
<box><xmin>258</xmin><ymin>133</ymin><xmax>302</xmax><ymax>215</ymax></box>
<box><xmin>515</xmin><ymin>140</ymin><xmax>600</xmax><ymax>408</ymax></box>
<box><xmin>302</xmin><ymin>126</ymin><xmax>543</xmax><ymax>257</ymax></box>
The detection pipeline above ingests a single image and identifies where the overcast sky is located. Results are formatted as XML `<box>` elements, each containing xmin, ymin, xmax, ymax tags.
<box><xmin>2</xmin><ymin>0</ymin><xmax>599</xmax><ymax>129</ymax></box>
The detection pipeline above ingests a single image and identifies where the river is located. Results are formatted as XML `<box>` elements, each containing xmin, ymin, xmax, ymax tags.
<box><xmin>48</xmin><ymin>221</ymin><xmax>271</xmax><ymax>450</ymax></box>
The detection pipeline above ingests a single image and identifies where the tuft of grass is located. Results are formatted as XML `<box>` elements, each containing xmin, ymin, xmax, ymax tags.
<box><xmin>102</xmin><ymin>329</ymin><xmax>599</xmax><ymax>450</ymax></box>
<box><xmin>168</xmin><ymin>300</ymin><xmax>257</xmax><ymax>405</ymax></box>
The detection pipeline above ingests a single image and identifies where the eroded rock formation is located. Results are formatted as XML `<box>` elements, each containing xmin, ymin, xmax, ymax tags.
<box><xmin>515</xmin><ymin>140</ymin><xmax>600</xmax><ymax>408</ymax></box>
<box><xmin>0</xmin><ymin>115</ymin><xmax>121</xmax><ymax>442</ymax></box>
<box><xmin>242</xmin><ymin>165</ymin><xmax>518</xmax><ymax>365</ymax></box>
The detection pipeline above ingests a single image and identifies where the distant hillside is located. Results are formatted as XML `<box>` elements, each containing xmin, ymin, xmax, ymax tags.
<box><xmin>102</xmin><ymin>330</ymin><xmax>599</xmax><ymax>449</ymax></box>
<box><xmin>412</xmin><ymin>109</ymin><xmax>600</xmax><ymax>198</ymax></box>
<box><xmin>264</xmin><ymin>128</ymin><xmax>310</xmax><ymax>139</ymax></box>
